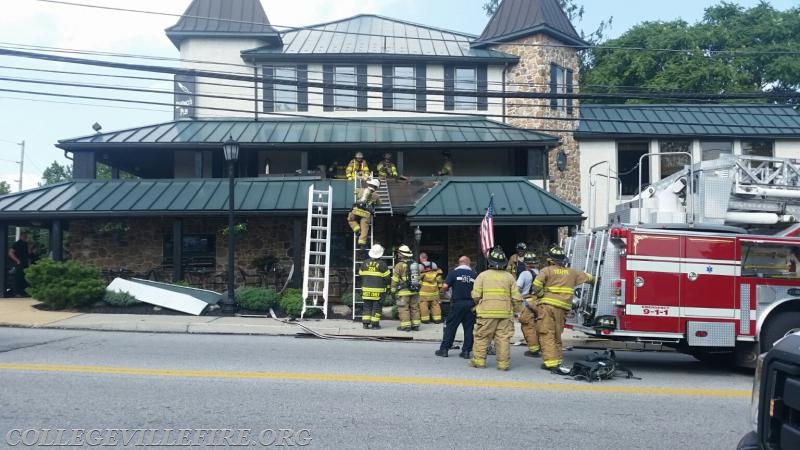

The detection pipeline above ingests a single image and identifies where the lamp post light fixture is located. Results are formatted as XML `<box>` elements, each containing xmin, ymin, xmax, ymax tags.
<box><xmin>222</xmin><ymin>136</ymin><xmax>240</xmax><ymax>315</ymax></box>
<box><xmin>413</xmin><ymin>226</ymin><xmax>422</xmax><ymax>258</ymax></box>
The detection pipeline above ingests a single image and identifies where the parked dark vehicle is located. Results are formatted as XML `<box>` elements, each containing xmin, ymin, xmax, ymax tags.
<box><xmin>738</xmin><ymin>332</ymin><xmax>800</xmax><ymax>450</ymax></box>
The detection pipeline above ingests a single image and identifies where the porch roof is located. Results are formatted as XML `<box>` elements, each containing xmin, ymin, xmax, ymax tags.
<box><xmin>407</xmin><ymin>177</ymin><xmax>582</xmax><ymax>226</ymax></box>
<box><xmin>57</xmin><ymin>117</ymin><xmax>559</xmax><ymax>150</ymax></box>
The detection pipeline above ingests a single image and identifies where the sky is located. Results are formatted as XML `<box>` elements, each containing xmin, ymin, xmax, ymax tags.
<box><xmin>0</xmin><ymin>0</ymin><xmax>796</xmax><ymax>191</ymax></box>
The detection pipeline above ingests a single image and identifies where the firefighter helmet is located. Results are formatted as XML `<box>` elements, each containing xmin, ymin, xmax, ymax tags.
<box><xmin>516</xmin><ymin>242</ymin><xmax>527</xmax><ymax>251</ymax></box>
<box><xmin>355</xmin><ymin>151</ymin><xmax>364</xmax><ymax>159</ymax></box>
<box><xmin>366</xmin><ymin>178</ymin><xmax>380</xmax><ymax>189</ymax></box>
<box><xmin>547</xmin><ymin>246</ymin><xmax>567</xmax><ymax>264</ymax></box>
<box><xmin>368</xmin><ymin>244</ymin><xmax>384</xmax><ymax>259</ymax></box>
<box><xmin>487</xmin><ymin>246</ymin><xmax>507</xmax><ymax>269</ymax></box>
<box><xmin>523</xmin><ymin>251</ymin><xmax>537</xmax><ymax>265</ymax></box>
<box><xmin>397</xmin><ymin>245</ymin><xmax>413</xmax><ymax>258</ymax></box>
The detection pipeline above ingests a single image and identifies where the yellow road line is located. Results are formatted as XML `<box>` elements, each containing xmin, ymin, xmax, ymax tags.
<box><xmin>0</xmin><ymin>363</ymin><xmax>749</xmax><ymax>398</ymax></box>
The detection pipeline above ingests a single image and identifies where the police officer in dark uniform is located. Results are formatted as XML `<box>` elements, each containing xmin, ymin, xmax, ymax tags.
<box><xmin>435</xmin><ymin>255</ymin><xmax>477</xmax><ymax>359</ymax></box>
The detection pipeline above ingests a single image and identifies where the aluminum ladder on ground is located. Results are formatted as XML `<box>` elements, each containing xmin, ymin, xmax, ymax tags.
<box><xmin>301</xmin><ymin>185</ymin><xmax>332</xmax><ymax>319</ymax></box>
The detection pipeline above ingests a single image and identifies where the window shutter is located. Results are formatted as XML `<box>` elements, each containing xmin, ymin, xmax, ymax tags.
<box><xmin>263</xmin><ymin>65</ymin><xmax>274</xmax><ymax>113</ymax></box>
<box><xmin>297</xmin><ymin>65</ymin><xmax>308</xmax><ymax>112</ymax></box>
<box><xmin>382</xmin><ymin>64</ymin><xmax>393</xmax><ymax>110</ymax></box>
<box><xmin>444</xmin><ymin>65</ymin><xmax>454</xmax><ymax>111</ymax></box>
<box><xmin>357</xmin><ymin>64</ymin><xmax>368</xmax><ymax>111</ymax></box>
<box><xmin>549</xmin><ymin>63</ymin><xmax>558</xmax><ymax>109</ymax></box>
<box><xmin>477</xmin><ymin>65</ymin><xmax>488</xmax><ymax>111</ymax></box>
<box><xmin>566</xmin><ymin>68</ymin><xmax>574</xmax><ymax>115</ymax></box>
<box><xmin>323</xmin><ymin>64</ymin><xmax>333</xmax><ymax>112</ymax></box>
<box><xmin>415</xmin><ymin>64</ymin><xmax>427</xmax><ymax>112</ymax></box>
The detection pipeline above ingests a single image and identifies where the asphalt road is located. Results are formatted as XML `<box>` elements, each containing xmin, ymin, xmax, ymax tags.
<box><xmin>0</xmin><ymin>328</ymin><xmax>753</xmax><ymax>449</ymax></box>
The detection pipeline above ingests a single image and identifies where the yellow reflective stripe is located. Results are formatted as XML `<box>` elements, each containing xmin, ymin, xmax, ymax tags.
<box><xmin>532</xmin><ymin>280</ymin><xmax>544</xmax><ymax>287</ymax></box>
<box><xmin>538</xmin><ymin>298</ymin><xmax>572</xmax><ymax>310</ymax></box>
<box><xmin>361</xmin><ymin>287</ymin><xmax>386</xmax><ymax>293</ymax></box>
<box><xmin>360</xmin><ymin>270</ymin><xmax>387</xmax><ymax>277</ymax></box>
<box><xmin>546</xmin><ymin>286</ymin><xmax>574</xmax><ymax>294</ymax></box>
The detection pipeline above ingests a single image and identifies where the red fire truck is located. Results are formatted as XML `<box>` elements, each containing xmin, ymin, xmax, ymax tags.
<box><xmin>565</xmin><ymin>155</ymin><xmax>800</xmax><ymax>367</ymax></box>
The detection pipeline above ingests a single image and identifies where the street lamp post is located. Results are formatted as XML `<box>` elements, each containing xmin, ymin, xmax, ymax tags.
<box><xmin>414</xmin><ymin>226</ymin><xmax>422</xmax><ymax>259</ymax></box>
<box><xmin>222</xmin><ymin>137</ymin><xmax>239</xmax><ymax>315</ymax></box>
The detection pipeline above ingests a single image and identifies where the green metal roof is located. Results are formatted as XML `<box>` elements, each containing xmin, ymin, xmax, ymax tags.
<box><xmin>241</xmin><ymin>14</ymin><xmax>519</xmax><ymax>63</ymax></box>
<box><xmin>473</xmin><ymin>0</ymin><xmax>586</xmax><ymax>48</ymax></box>
<box><xmin>576</xmin><ymin>104</ymin><xmax>800</xmax><ymax>139</ymax></box>
<box><xmin>407</xmin><ymin>177</ymin><xmax>582</xmax><ymax>226</ymax></box>
<box><xmin>0</xmin><ymin>178</ymin><xmax>358</xmax><ymax>219</ymax></box>
<box><xmin>165</xmin><ymin>0</ymin><xmax>282</xmax><ymax>49</ymax></box>
<box><xmin>58</xmin><ymin>117</ymin><xmax>558</xmax><ymax>149</ymax></box>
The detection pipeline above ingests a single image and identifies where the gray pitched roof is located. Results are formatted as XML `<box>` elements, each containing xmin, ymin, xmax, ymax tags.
<box><xmin>576</xmin><ymin>104</ymin><xmax>800</xmax><ymax>139</ymax></box>
<box><xmin>241</xmin><ymin>14</ymin><xmax>519</xmax><ymax>63</ymax></box>
<box><xmin>407</xmin><ymin>177</ymin><xmax>582</xmax><ymax>226</ymax></box>
<box><xmin>57</xmin><ymin>117</ymin><xmax>558</xmax><ymax>149</ymax></box>
<box><xmin>165</xmin><ymin>0</ymin><xmax>281</xmax><ymax>48</ymax></box>
<box><xmin>472</xmin><ymin>0</ymin><xmax>586</xmax><ymax>48</ymax></box>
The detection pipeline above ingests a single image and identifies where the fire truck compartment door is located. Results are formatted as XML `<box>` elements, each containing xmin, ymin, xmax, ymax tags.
<box><xmin>681</xmin><ymin>236</ymin><xmax>737</xmax><ymax>319</ymax></box>
<box><xmin>625</xmin><ymin>233</ymin><xmax>682</xmax><ymax>333</ymax></box>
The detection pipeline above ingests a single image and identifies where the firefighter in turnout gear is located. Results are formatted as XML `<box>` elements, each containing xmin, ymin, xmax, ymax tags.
<box><xmin>346</xmin><ymin>151</ymin><xmax>370</xmax><ymax>180</ymax></box>
<box><xmin>506</xmin><ymin>242</ymin><xmax>527</xmax><ymax>277</ymax></box>
<box><xmin>436</xmin><ymin>151</ymin><xmax>453</xmax><ymax>176</ymax></box>
<box><xmin>358</xmin><ymin>244</ymin><xmax>391</xmax><ymax>329</ymax></box>
<box><xmin>532</xmin><ymin>246</ymin><xmax>594</xmax><ymax>370</ymax></box>
<box><xmin>516</xmin><ymin>251</ymin><xmax>541</xmax><ymax>357</ymax></box>
<box><xmin>391</xmin><ymin>245</ymin><xmax>421</xmax><ymax>331</ymax></box>
<box><xmin>376</xmin><ymin>152</ymin><xmax>399</xmax><ymax>179</ymax></box>
<box><xmin>417</xmin><ymin>252</ymin><xmax>443</xmax><ymax>324</ymax></box>
<box><xmin>347</xmin><ymin>178</ymin><xmax>381</xmax><ymax>248</ymax></box>
<box><xmin>469</xmin><ymin>246</ymin><xmax>523</xmax><ymax>371</ymax></box>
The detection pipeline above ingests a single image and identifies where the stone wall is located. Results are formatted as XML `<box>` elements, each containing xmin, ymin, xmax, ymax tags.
<box><xmin>492</xmin><ymin>34</ymin><xmax>582</xmax><ymax>210</ymax></box>
<box><xmin>67</xmin><ymin>217</ymin><xmax>296</xmax><ymax>278</ymax></box>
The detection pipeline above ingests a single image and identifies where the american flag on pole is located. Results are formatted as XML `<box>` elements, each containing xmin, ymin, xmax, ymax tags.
<box><xmin>479</xmin><ymin>197</ymin><xmax>495</xmax><ymax>257</ymax></box>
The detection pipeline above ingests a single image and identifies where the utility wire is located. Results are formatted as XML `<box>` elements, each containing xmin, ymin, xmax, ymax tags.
<box><xmin>33</xmin><ymin>0</ymin><xmax>800</xmax><ymax>56</ymax></box>
<box><xmin>2</xmin><ymin>46</ymin><xmax>797</xmax><ymax>103</ymax></box>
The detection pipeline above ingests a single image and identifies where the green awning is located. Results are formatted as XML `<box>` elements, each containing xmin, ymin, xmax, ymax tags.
<box><xmin>407</xmin><ymin>177</ymin><xmax>583</xmax><ymax>226</ymax></box>
<box><xmin>57</xmin><ymin>117</ymin><xmax>558</xmax><ymax>150</ymax></box>
<box><xmin>0</xmin><ymin>178</ymin><xmax>358</xmax><ymax>219</ymax></box>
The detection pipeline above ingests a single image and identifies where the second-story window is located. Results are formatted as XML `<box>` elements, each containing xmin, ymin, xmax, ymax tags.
<box><xmin>263</xmin><ymin>65</ymin><xmax>307</xmax><ymax>113</ymax></box>
<box><xmin>334</xmin><ymin>66</ymin><xmax>357</xmax><ymax>110</ymax></box>
<box><xmin>393</xmin><ymin>66</ymin><xmax>416</xmax><ymax>111</ymax></box>
<box><xmin>550</xmin><ymin>63</ymin><xmax>574</xmax><ymax>114</ymax></box>
<box><xmin>323</xmin><ymin>65</ymin><xmax>367</xmax><ymax>112</ymax></box>
<box><xmin>444</xmin><ymin>65</ymin><xmax>487</xmax><ymax>111</ymax></box>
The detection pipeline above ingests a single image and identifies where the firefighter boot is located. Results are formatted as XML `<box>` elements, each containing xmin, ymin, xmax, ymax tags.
<box><xmin>363</xmin><ymin>322</ymin><xmax>371</xmax><ymax>329</ymax></box>
<box><xmin>524</xmin><ymin>350</ymin><xmax>541</xmax><ymax>357</ymax></box>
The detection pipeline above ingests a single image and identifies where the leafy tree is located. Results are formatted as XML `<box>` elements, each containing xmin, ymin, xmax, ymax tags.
<box><xmin>0</xmin><ymin>180</ymin><xmax>10</xmax><ymax>195</ymax></box>
<box><xmin>582</xmin><ymin>3</ymin><xmax>800</xmax><ymax>104</ymax></box>
<box><xmin>40</xmin><ymin>161</ymin><xmax>72</xmax><ymax>186</ymax></box>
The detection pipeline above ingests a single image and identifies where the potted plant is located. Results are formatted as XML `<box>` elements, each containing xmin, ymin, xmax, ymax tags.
<box><xmin>97</xmin><ymin>221</ymin><xmax>130</xmax><ymax>241</ymax></box>
<box><xmin>221</xmin><ymin>221</ymin><xmax>248</xmax><ymax>236</ymax></box>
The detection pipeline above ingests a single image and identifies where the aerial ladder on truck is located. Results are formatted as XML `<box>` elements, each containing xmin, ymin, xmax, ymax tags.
<box><xmin>564</xmin><ymin>154</ymin><xmax>800</xmax><ymax>365</ymax></box>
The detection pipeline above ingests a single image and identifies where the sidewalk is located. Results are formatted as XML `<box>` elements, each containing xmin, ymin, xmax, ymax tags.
<box><xmin>0</xmin><ymin>297</ymin><xmax>602</xmax><ymax>346</ymax></box>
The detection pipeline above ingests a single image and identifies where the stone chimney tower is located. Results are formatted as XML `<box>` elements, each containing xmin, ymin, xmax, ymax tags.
<box><xmin>473</xmin><ymin>0</ymin><xmax>586</xmax><ymax>208</ymax></box>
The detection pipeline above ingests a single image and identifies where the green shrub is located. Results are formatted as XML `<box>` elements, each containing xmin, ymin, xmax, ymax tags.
<box><xmin>26</xmin><ymin>258</ymin><xmax>106</xmax><ymax>310</ymax></box>
<box><xmin>340</xmin><ymin>291</ymin><xmax>362</xmax><ymax>308</ymax></box>
<box><xmin>104</xmin><ymin>290</ymin><xmax>141</xmax><ymax>307</ymax></box>
<box><xmin>279</xmin><ymin>288</ymin><xmax>320</xmax><ymax>318</ymax></box>
<box><xmin>381</xmin><ymin>293</ymin><xmax>396</xmax><ymax>307</ymax></box>
<box><xmin>391</xmin><ymin>305</ymin><xmax>399</xmax><ymax>320</ymax></box>
<box><xmin>235</xmin><ymin>286</ymin><xmax>279</xmax><ymax>311</ymax></box>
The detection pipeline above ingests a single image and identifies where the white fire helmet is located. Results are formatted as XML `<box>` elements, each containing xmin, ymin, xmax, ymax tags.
<box><xmin>397</xmin><ymin>245</ymin><xmax>413</xmax><ymax>258</ymax></box>
<box><xmin>368</xmin><ymin>244</ymin><xmax>385</xmax><ymax>259</ymax></box>
<box><xmin>366</xmin><ymin>178</ymin><xmax>380</xmax><ymax>189</ymax></box>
